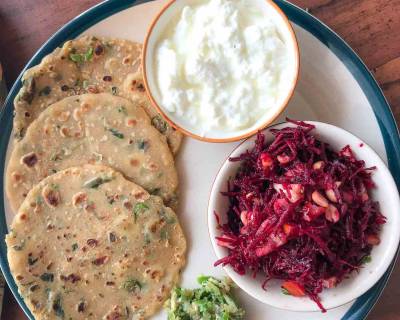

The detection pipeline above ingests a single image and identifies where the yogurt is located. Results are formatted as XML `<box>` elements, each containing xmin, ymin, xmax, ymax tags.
<box><xmin>154</xmin><ymin>0</ymin><xmax>295</xmax><ymax>136</ymax></box>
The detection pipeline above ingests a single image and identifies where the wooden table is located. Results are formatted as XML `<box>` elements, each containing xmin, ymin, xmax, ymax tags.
<box><xmin>0</xmin><ymin>0</ymin><xmax>399</xmax><ymax>319</ymax></box>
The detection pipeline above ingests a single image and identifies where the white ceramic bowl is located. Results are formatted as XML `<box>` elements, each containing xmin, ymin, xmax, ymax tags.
<box><xmin>142</xmin><ymin>0</ymin><xmax>299</xmax><ymax>143</ymax></box>
<box><xmin>208</xmin><ymin>121</ymin><xmax>400</xmax><ymax>312</ymax></box>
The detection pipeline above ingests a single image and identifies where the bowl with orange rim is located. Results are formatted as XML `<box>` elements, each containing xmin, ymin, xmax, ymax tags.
<box><xmin>142</xmin><ymin>0</ymin><xmax>300</xmax><ymax>143</ymax></box>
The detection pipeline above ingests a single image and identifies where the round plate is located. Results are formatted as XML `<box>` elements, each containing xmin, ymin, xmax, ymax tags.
<box><xmin>0</xmin><ymin>1</ymin><xmax>399</xmax><ymax>319</ymax></box>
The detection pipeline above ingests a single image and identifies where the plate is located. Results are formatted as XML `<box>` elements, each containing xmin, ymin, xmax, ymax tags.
<box><xmin>1</xmin><ymin>1</ymin><xmax>399</xmax><ymax>319</ymax></box>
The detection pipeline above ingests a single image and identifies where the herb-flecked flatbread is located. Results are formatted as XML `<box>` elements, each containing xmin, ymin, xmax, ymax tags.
<box><xmin>6</xmin><ymin>93</ymin><xmax>178</xmax><ymax>212</ymax></box>
<box><xmin>13</xmin><ymin>35</ymin><xmax>182</xmax><ymax>153</ymax></box>
<box><xmin>121</xmin><ymin>71</ymin><xmax>182</xmax><ymax>154</ymax></box>
<box><xmin>6</xmin><ymin>165</ymin><xmax>187</xmax><ymax>320</ymax></box>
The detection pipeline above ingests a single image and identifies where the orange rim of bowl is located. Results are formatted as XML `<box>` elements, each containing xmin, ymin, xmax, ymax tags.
<box><xmin>142</xmin><ymin>0</ymin><xmax>300</xmax><ymax>143</ymax></box>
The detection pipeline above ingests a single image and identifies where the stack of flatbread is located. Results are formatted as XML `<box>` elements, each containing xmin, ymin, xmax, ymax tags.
<box><xmin>5</xmin><ymin>36</ymin><xmax>186</xmax><ymax>320</ymax></box>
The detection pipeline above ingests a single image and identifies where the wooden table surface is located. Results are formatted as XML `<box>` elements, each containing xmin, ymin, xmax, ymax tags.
<box><xmin>0</xmin><ymin>0</ymin><xmax>399</xmax><ymax>319</ymax></box>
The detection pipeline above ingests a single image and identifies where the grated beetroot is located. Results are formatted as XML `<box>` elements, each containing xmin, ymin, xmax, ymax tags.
<box><xmin>214</xmin><ymin>119</ymin><xmax>386</xmax><ymax>312</ymax></box>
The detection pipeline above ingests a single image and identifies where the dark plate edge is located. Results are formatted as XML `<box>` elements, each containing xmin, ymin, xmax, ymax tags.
<box><xmin>0</xmin><ymin>0</ymin><xmax>398</xmax><ymax>319</ymax></box>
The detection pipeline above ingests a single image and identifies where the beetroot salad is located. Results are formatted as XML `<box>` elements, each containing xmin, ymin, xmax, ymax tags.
<box><xmin>214</xmin><ymin>119</ymin><xmax>386</xmax><ymax>312</ymax></box>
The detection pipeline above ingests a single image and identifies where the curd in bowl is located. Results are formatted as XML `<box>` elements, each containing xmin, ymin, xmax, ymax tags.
<box><xmin>143</xmin><ymin>0</ymin><xmax>299</xmax><ymax>142</ymax></box>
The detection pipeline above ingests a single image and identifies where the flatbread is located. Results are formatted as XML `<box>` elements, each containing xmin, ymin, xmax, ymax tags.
<box><xmin>121</xmin><ymin>71</ymin><xmax>182</xmax><ymax>154</ymax></box>
<box><xmin>6</xmin><ymin>165</ymin><xmax>186</xmax><ymax>320</ymax></box>
<box><xmin>6</xmin><ymin>93</ymin><xmax>178</xmax><ymax>213</ymax></box>
<box><xmin>13</xmin><ymin>35</ymin><xmax>182</xmax><ymax>153</ymax></box>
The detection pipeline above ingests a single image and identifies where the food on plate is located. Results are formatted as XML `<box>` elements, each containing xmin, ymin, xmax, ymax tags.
<box><xmin>214</xmin><ymin>120</ymin><xmax>386</xmax><ymax>311</ymax></box>
<box><xmin>6</xmin><ymin>165</ymin><xmax>187</xmax><ymax>320</ymax></box>
<box><xmin>152</xmin><ymin>0</ymin><xmax>296</xmax><ymax>135</ymax></box>
<box><xmin>6</xmin><ymin>93</ymin><xmax>178</xmax><ymax>212</ymax></box>
<box><xmin>122</xmin><ymin>71</ymin><xmax>182</xmax><ymax>154</ymax></box>
<box><xmin>13</xmin><ymin>35</ymin><xmax>182</xmax><ymax>153</ymax></box>
<box><xmin>165</xmin><ymin>275</ymin><xmax>244</xmax><ymax>319</ymax></box>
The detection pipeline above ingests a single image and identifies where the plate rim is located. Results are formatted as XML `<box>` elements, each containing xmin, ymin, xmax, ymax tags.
<box><xmin>0</xmin><ymin>0</ymin><xmax>399</xmax><ymax>319</ymax></box>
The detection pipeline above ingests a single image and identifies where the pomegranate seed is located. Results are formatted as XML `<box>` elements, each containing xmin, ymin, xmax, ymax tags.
<box><xmin>277</xmin><ymin>154</ymin><xmax>291</xmax><ymax>164</ymax></box>
<box><xmin>259</xmin><ymin>152</ymin><xmax>273</xmax><ymax>173</ymax></box>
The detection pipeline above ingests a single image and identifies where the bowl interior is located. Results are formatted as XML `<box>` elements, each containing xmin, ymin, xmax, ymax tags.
<box><xmin>143</xmin><ymin>0</ymin><xmax>299</xmax><ymax>141</ymax></box>
<box><xmin>208</xmin><ymin>121</ymin><xmax>400</xmax><ymax>312</ymax></box>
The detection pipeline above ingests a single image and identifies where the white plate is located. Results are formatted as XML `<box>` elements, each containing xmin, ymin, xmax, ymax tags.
<box><xmin>1</xmin><ymin>1</ymin><xmax>399</xmax><ymax>319</ymax></box>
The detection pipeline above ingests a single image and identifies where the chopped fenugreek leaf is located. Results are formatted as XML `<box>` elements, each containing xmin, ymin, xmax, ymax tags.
<box><xmin>108</xmin><ymin>128</ymin><xmax>124</xmax><ymax>139</ymax></box>
<box><xmin>159</xmin><ymin>209</ymin><xmax>176</xmax><ymax>224</ymax></box>
<box><xmin>39</xmin><ymin>86</ymin><xmax>51</xmax><ymax>96</ymax></box>
<box><xmin>281</xmin><ymin>288</ymin><xmax>290</xmax><ymax>295</ymax></box>
<box><xmin>12</xmin><ymin>241</ymin><xmax>25</xmax><ymax>251</ymax></box>
<box><xmin>122</xmin><ymin>278</ymin><xmax>142</xmax><ymax>293</ymax></box>
<box><xmin>36</xmin><ymin>196</ymin><xmax>43</xmax><ymax>205</ymax></box>
<box><xmin>72</xmin><ymin>243</ymin><xmax>78</xmax><ymax>251</ymax></box>
<box><xmin>69</xmin><ymin>47</ymin><xmax>94</xmax><ymax>63</ymax></box>
<box><xmin>108</xmin><ymin>232</ymin><xmax>117</xmax><ymax>243</ymax></box>
<box><xmin>133</xmin><ymin>202</ymin><xmax>149</xmax><ymax>222</ymax></box>
<box><xmin>52</xmin><ymin>293</ymin><xmax>65</xmax><ymax>318</ymax></box>
<box><xmin>111</xmin><ymin>86</ymin><xmax>118</xmax><ymax>95</ymax></box>
<box><xmin>160</xmin><ymin>227</ymin><xmax>169</xmax><ymax>240</ymax></box>
<box><xmin>144</xmin><ymin>232</ymin><xmax>151</xmax><ymax>245</ymax></box>
<box><xmin>28</xmin><ymin>256</ymin><xmax>38</xmax><ymax>266</ymax></box>
<box><xmin>150</xmin><ymin>188</ymin><xmax>161</xmax><ymax>196</ymax></box>
<box><xmin>137</xmin><ymin>139</ymin><xmax>149</xmax><ymax>151</ymax></box>
<box><xmin>118</xmin><ymin>106</ymin><xmax>127</xmax><ymax>115</ymax></box>
<box><xmin>50</xmin><ymin>183</ymin><xmax>59</xmax><ymax>190</ymax></box>
<box><xmin>83</xmin><ymin>176</ymin><xmax>113</xmax><ymax>188</ymax></box>
<box><xmin>151</xmin><ymin>115</ymin><xmax>168</xmax><ymax>133</ymax></box>
<box><xmin>40</xmin><ymin>273</ymin><xmax>54</xmax><ymax>282</ymax></box>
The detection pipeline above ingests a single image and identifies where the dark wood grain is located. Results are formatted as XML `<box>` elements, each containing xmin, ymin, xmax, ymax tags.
<box><xmin>0</xmin><ymin>0</ymin><xmax>399</xmax><ymax>319</ymax></box>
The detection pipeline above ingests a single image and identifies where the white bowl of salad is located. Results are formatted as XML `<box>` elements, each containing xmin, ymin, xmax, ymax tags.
<box><xmin>208</xmin><ymin>120</ymin><xmax>400</xmax><ymax>312</ymax></box>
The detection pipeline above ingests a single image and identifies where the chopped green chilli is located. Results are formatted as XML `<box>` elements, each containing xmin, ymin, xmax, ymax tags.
<box><xmin>165</xmin><ymin>276</ymin><xmax>244</xmax><ymax>320</ymax></box>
